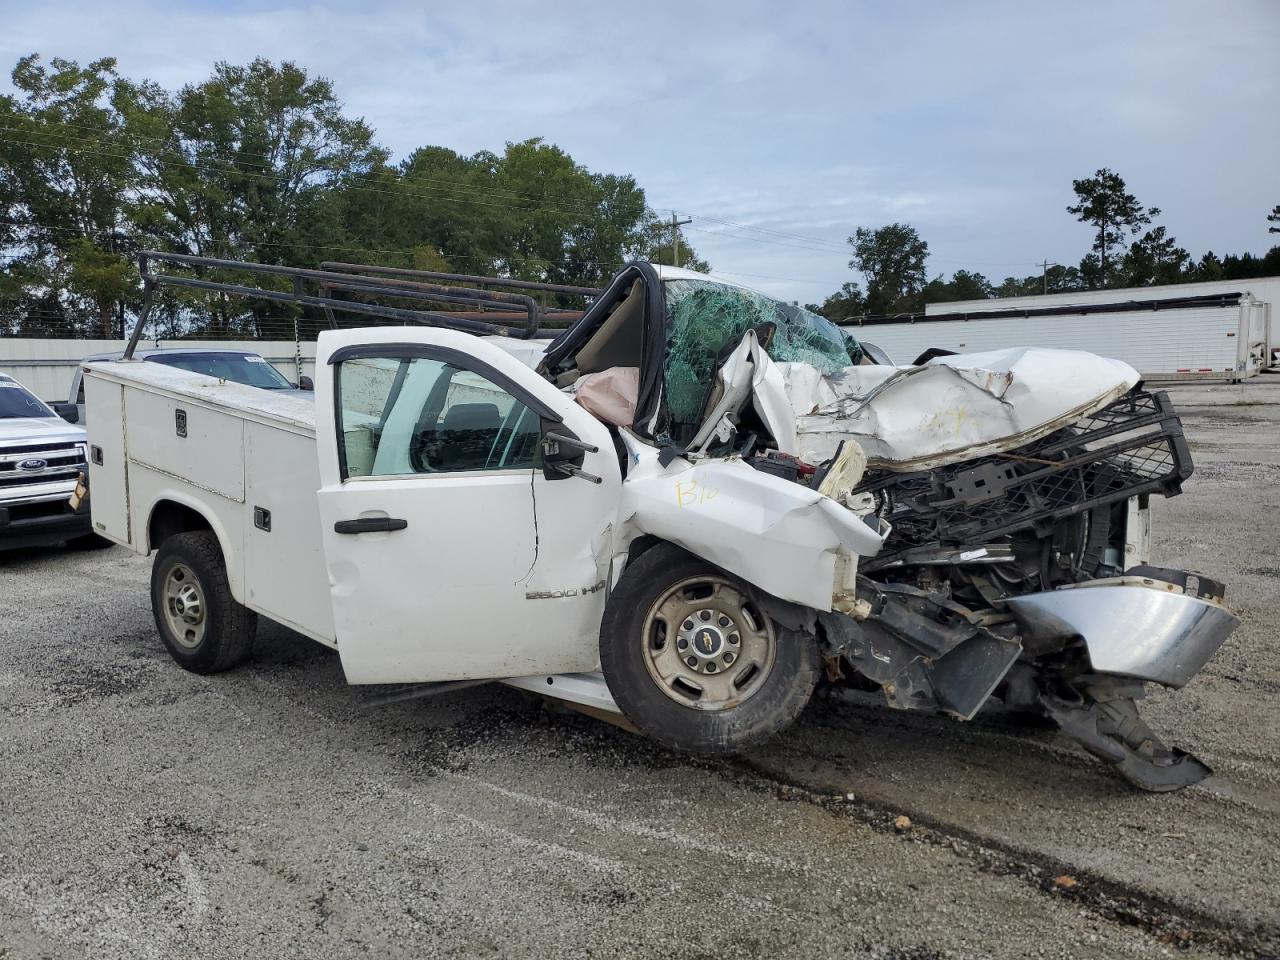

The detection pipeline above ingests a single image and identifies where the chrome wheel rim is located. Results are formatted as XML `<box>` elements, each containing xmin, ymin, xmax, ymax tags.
<box><xmin>163</xmin><ymin>562</ymin><xmax>207</xmax><ymax>650</ymax></box>
<box><xmin>641</xmin><ymin>575</ymin><xmax>776</xmax><ymax>711</ymax></box>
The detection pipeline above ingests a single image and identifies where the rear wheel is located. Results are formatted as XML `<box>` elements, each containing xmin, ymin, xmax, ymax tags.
<box><xmin>150</xmin><ymin>531</ymin><xmax>256</xmax><ymax>674</ymax></box>
<box><xmin>600</xmin><ymin>544</ymin><xmax>819</xmax><ymax>755</ymax></box>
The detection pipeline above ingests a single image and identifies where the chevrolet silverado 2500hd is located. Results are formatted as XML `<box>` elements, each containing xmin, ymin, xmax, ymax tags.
<box><xmin>82</xmin><ymin>254</ymin><xmax>1239</xmax><ymax>791</ymax></box>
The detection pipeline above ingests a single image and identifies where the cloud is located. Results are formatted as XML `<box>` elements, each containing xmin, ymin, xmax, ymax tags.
<box><xmin>2</xmin><ymin>0</ymin><xmax>1276</xmax><ymax>300</ymax></box>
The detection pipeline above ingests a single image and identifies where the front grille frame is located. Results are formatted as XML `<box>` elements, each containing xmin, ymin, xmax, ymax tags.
<box><xmin>855</xmin><ymin>389</ymin><xmax>1192</xmax><ymax>570</ymax></box>
<box><xmin>0</xmin><ymin>439</ymin><xmax>87</xmax><ymax>497</ymax></box>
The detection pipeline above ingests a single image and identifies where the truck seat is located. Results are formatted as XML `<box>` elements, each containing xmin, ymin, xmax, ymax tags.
<box><xmin>439</xmin><ymin>402</ymin><xmax>502</xmax><ymax>471</ymax></box>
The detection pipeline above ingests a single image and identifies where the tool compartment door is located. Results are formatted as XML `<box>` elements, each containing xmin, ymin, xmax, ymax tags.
<box><xmin>314</xmin><ymin>328</ymin><xmax>621</xmax><ymax>684</ymax></box>
<box><xmin>83</xmin><ymin>372</ymin><xmax>130</xmax><ymax>544</ymax></box>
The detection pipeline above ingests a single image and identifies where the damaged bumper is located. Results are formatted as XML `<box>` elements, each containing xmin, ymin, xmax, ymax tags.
<box><xmin>1006</xmin><ymin>580</ymin><xmax>1238</xmax><ymax>688</ymax></box>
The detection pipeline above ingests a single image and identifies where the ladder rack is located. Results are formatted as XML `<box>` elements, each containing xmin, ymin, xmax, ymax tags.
<box><xmin>126</xmin><ymin>251</ymin><xmax>603</xmax><ymax>359</ymax></box>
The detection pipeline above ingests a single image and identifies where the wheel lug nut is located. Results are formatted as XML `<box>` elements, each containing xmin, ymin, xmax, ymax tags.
<box><xmin>699</xmin><ymin>610</ymin><xmax>711</xmax><ymax>621</ymax></box>
<box><xmin>683</xmin><ymin>619</ymin><xmax>694</xmax><ymax>630</ymax></box>
<box><xmin>677</xmin><ymin>638</ymin><xmax>689</xmax><ymax>650</ymax></box>
<box><xmin>686</xmin><ymin>657</ymin><xmax>698</xmax><ymax>668</ymax></box>
<box><xmin>723</xmin><ymin>652</ymin><xmax>735</xmax><ymax>665</ymax></box>
<box><xmin>705</xmin><ymin>663</ymin><xmax>717</xmax><ymax>673</ymax></box>
<box><xmin>718</xmin><ymin>616</ymin><xmax>731</xmax><ymax>628</ymax></box>
<box><xmin>728</xmin><ymin>633</ymin><xmax>740</xmax><ymax>645</ymax></box>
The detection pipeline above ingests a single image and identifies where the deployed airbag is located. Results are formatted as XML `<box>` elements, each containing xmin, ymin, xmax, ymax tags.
<box><xmin>573</xmin><ymin>366</ymin><xmax>639</xmax><ymax>427</ymax></box>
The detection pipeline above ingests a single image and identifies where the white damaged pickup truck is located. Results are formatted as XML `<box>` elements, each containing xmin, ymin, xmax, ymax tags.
<box><xmin>84</xmin><ymin>255</ymin><xmax>1239</xmax><ymax>791</ymax></box>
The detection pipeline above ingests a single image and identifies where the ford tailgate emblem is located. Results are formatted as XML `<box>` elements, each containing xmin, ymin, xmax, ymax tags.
<box><xmin>18</xmin><ymin>458</ymin><xmax>47</xmax><ymax>471</ymax></box>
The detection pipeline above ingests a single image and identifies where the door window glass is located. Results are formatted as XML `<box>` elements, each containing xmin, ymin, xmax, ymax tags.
<box><xmin>336</xmin><ymin>356</ymin><xmax>541</xmax><ymax>479</ymax></box>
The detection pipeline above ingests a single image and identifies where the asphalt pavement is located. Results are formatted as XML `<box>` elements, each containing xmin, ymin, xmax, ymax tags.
<box><xmin>2</xmin><ymin>377</ymin><xmax>1278</xmax><ymax>959</ymax></box>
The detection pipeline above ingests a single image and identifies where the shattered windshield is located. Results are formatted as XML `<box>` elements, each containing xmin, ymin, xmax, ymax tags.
<box><xmin>662</xmin><ymin>278</ymin><xmax>862</xmax><ymax>432</ymax></box>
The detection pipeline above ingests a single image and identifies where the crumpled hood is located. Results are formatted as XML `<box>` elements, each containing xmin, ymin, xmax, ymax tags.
<box><xmin>0</xmin><ymin>417</ymin><xmax>85</xmax><ymax>445</ymax></box>
<box><xmin>783</xmin><ymin>347</ymin><xmax>1140</xmax><ymax>470</ymax></box>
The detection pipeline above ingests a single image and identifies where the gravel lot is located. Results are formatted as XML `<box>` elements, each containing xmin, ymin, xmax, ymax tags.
<box><xmin>2</xmin><ymin>378</ymin><xmax>1278</xmax><ymax>960</ymax></box>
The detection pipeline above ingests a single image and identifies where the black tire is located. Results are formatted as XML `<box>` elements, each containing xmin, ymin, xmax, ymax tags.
<box><xmin>67</xmin><ymin>532</ymin><xmax>114</xmax><ymax>550</ymax></box>
<box><xmin>150</xmin><ymin>531</ymin><xmax>256</xmax><ymax>674</ymax></box>
<box><xmin>599</xmin><ymin>543</ymin><xmax>820</xmax><ymax>755</ymax></box>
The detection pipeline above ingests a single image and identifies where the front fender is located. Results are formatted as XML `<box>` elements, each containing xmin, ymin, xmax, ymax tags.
<box><xmin>617</xmin><ymin>453</ymin><xmax>887</xmax><ymax>611</ymax></box>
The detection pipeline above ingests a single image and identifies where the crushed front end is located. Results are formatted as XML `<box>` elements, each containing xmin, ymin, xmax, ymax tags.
<box><xmin>826</xmin><ymin>386</ymin><xmax>1236</xmax><ymax>791</ymax></box>
<box><xmin>545</xmin><ymin>266</ymin><xmax>1234</xmax><ymax>789</ymax></box>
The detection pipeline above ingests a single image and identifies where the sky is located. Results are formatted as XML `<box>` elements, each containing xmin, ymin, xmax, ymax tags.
<box><xmin>1</xmin><ymin>0</ymin><xmax>1276</xmax><ymax>302</ymax></box>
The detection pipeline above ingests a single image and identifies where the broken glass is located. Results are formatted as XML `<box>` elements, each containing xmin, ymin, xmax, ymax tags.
<box><xmin>662</xmin><ymin>278</ymin><xmax>863</xmax><ymax>434</ymax></box>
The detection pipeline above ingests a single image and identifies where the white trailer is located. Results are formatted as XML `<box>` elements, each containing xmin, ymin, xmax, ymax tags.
<box><xmin>849</xmin><ymin>284</ymin><xmax>1274</xmax><ymax>382</ymax></box>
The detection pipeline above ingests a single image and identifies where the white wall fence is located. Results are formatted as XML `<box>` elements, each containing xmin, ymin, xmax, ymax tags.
<box><xmin>0</xmin><ymin>338</ymin><xmax>317</xmax><ymax>401</ymax></box>
<box><xmin>846</xmin><ymin>298</ymin><xmax>1272</xmax><ymax>382</ymax></box>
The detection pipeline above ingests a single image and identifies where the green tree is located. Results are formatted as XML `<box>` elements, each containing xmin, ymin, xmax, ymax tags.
<box><xmin>921</xmin><ymin>269</ymin><xmax>992</xmax><ymax>304</ymax></box>
<box><xmin>316</xmin><ymin>145</ymin><xmax>506</xmax><ymax>275</ymax></box>
<box><xmin>848</xmin><ymin>222</ymin><xmax>928</xmax><ymax>314</ymax></box>
<box><xmin>119</xmin><ymin>58</ymin><xmax>386</xmax><ymax>334</ymax></box>
<box><xmin>805</xmin><ymin>281</ymin><xmax>864</xmax><ymax>321</ymax></box>
<box><xmin>1268</xmin><ymin>204</ymin><xmax>1279</xmax><ymax>234</ymax></box>
<box><xmin>0</xmin><ymin>54</ymin><xmax>139</xmax><ymax>336</ymax></box>
<box><xmin>1121</xmin><ymin>225</ymin><xmax>1190</xmax><ymax>286</ymax></box>
<box><xmin>1216</xmin><ymin>248</ymin><xmax>1280</xmax><ymax>280</ymax></box>
<box><xmin>489</xmin><ymin>138</ymin><xmax>656</xmax><ymax>288</ymax></box>
<box><xmin>1189</xmin><ymin>251</ymin><xmax>1223</xmax><ymax>282</ymax></box>
<box><xmin>991</xmin><ymin>265</ymin><xmax>1083</xmax><ymax>298</ymax></box>
<box><xmin>1067</xmin><ymin>168</ymin><xmax>1158</xmax><ymax>288</ymax></box>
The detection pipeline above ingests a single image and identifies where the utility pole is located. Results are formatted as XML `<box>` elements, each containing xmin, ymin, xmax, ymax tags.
<box><xmin>1038</xmin><ymin>258</ymin><xmax>1058</xmax><ymax>295</ymax></box>
<box><xmin>670</xmin><ymin>211</ymin><xmax>693</xmax><ymax>267</ymax></box>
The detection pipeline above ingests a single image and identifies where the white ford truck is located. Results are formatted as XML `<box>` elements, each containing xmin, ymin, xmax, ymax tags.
<box><xmin>0</xmin><ymin>373</ymin><xmax>103</xmax><ymax>550</ymax></box>
<box><xmin>83</xmin><ymin>253</ymin><xmax>1239</xmax><ymax>791</ymax></box>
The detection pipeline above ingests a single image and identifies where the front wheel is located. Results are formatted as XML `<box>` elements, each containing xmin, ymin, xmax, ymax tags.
<box><xmin>150</xmin><ymin>531</ymin><xmax>256</xmax><ymax>674</ymax></box>
<box><xmin>599</xmin><ymin>544</ymin><xmax>820</xmax><ymax>755</ymax></box>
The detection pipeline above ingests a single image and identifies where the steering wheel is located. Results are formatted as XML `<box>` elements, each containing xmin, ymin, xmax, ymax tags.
<box><xmin>408</xmin><ymin>426</ymin><xmax>441</xmax><ymax>473</ymax></box>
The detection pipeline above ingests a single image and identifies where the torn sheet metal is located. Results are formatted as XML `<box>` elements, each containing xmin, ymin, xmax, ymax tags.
<box><xmin>685</xmin><ymin>329</ymin><xmax>797</xmax><ymax>455</ymax></box>
<box><xmin>784</xmin><ymin>347</ymin><xmax>1140</xmax><ymax>469</ymax></box>
<box><xmin>617</xmin><ymin>437</ymin><xmax>887</xmax><ymax>611</ymax></box>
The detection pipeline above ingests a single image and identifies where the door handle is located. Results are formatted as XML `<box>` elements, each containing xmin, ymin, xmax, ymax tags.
<box><xmin>334</xmin><ymin>517</ymin><xmax>408</xmax><ymax>534</ymax></box>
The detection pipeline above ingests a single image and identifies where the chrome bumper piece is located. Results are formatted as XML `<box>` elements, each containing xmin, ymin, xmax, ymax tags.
<box><xmin>1006</xmin><ymin>582</ymin><xmax>1238</xmax><ymax>688</ymax></box>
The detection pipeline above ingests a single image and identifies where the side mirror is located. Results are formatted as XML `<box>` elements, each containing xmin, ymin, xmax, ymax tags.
<box><xmin>52</xmin><ymin>402</ymin><xmax>79</xmax><ymax>424</ymax></box>
<box><xmin>298</xmin><ymin>375</ymin><xmax>314</xmax><ymax>391</ymax></box>
<box><xmin>540</xmin><ymin>422</ymin><xmax>602</xmax><ymax>484</ymax></box>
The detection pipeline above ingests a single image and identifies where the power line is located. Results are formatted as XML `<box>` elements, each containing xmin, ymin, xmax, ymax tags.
<box><xmin>2</xmin><ymin>123</ymin><xmax>1043</xmax><ymax>270</ymax></box>
<box><xmin>0</xmin><ymin>123</ymin><xmax>869</xmax><ymax>259</ymax></box>
<box><xmin>0</xmin><ymin>120</ymin><xmax>622</xmax><ymax>217</ymax></box>
<box><xmin>0</xmin><ymin>131</ymin><xmax>628</xmax><ymax>228</ymax></box>
<box><xmin>2</xmin><ymin>120</ymin><xmax>870</xmax><ymax>252</ymax></box>
<box><xmin>0</xmin><ymin>217</ymin><xmax>626</xmax><ymax>270</ymax></box>
<box><xmin>2</xmin><ymin>121</ymin><xmax>1064</xmax><ymax>286</ymax></box>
